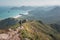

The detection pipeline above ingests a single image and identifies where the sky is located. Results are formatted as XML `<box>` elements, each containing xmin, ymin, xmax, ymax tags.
<box><xmin>0</xmin><ymin>0</ymin><xmax>60</xmax><ymax>6</ymax></box>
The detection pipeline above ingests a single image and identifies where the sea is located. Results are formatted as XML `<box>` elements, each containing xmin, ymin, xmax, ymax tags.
<box><xmin>0</xmin><ymin>7</ymin><xmax>29</xmax><ymax>20</ymax></box>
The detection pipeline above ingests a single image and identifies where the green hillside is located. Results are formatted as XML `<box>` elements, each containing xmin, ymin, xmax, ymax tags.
<box><xmin>0</xmin><ymin>18</ymin><xmax>20</xmax><ymax>29</ymax></box>
<box><xmin>19</xmin><ymin>20</ymin><xmax>60</xmax><ymax>40</ymax></box>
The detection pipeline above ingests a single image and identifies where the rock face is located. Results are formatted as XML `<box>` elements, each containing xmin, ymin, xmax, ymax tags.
<box><xmin>0</xmin><ymin>27</ymin><xmax>21</xmax><ymax>40</ymax></box>
<box><xmin>0</xmin><ymin>34</ymin><xmax>9</xmax><ymax>40</ymax></box>
<box><xmin>0</xmin><ymin>34</ymin><xmax>20</xmax><ymax>40</ymax></box>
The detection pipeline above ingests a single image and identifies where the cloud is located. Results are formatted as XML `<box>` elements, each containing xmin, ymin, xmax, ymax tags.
<box><xmin>0</xmin><ymin>0</ymin><xmax>60</xmax><ymax>6</ymax></box>
<box><xmin>21</xmin><ymin>0</ymin><xmax>60</xmax><ymax>6</ymax></box>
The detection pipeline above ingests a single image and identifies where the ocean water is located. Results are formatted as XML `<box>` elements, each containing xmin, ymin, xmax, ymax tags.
<box><xmin>0</xmin><ymin>7</ymin><xmax>28</xmax><ymax>20</ymax></box>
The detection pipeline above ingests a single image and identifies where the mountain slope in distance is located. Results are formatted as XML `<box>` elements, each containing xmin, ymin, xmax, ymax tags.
<box><xmin>28</xmin><ymin>6</ymin><xmax>60</xmax><ymax>24</ymax></box>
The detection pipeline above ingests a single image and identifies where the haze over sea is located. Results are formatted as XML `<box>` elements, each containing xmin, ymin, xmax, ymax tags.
<box><xmin>0</xmin><ymin>7</ymin><xmax>28</xmax><ymax>20</ymax></box>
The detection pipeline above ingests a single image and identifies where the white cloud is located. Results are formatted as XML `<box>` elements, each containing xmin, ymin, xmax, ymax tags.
<box><xmin>0</xmin><ymin>0</ymin><xmax>60</xmax><ymax>6</ymax></box>
<box><xmin>21</xmin><ymin>0</ymin><xmax>60</xmax><ymax>6</ymax></box>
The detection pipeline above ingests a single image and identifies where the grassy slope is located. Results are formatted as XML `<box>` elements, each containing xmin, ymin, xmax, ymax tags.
<box><xmin>19</xmin><ymin>20</ymin><xmax>60</xmax><ymax>40</ymax></box>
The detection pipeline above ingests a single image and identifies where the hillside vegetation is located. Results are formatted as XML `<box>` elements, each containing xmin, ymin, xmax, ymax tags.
<box><xmin>19</xmin><ymin>20</ymin><xmax>60</xmax><ymax>40</ymax></box>
<box><xmin>0</xmin><ymin>18</ymin><xmax>20</xmax><ymax>29</ymax></box>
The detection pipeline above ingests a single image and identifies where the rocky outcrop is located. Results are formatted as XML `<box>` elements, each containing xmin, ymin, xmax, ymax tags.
<box><xmin>0</xmin><ymin>27</ymin><xmax>22</xmax><ymax>40</ymax></box>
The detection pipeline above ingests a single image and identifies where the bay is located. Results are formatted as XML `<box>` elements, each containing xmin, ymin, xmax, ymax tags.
<box><xmin>0</xmin><ymin>7</ymin><xmax>26</xmax><ymax>20</ymax></box>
